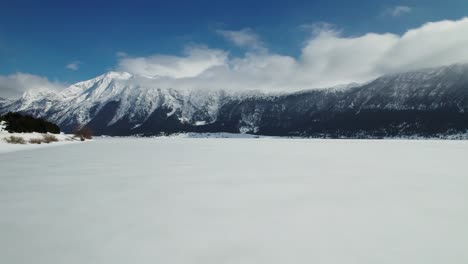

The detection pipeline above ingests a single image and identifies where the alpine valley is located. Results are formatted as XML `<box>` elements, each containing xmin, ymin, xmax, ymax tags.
<box><xmin>1</xmin><ymin>64</ymin><xmax>468</xmax><ymax>138</ymax></box>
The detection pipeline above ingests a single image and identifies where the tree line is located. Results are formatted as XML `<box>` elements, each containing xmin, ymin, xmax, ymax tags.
<box><xmin>0</xmin><ymin>112</ymin><xmax>61</xmax><ymax>134</ymax></box>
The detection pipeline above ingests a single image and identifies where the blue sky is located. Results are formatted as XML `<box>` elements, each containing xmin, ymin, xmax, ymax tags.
<box><xmin>1</xmin><ymin>0</ymin><xmax>467</xmax><ymax>84</ymax></box>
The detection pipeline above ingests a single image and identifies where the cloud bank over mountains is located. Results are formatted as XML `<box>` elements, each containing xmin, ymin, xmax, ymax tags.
<box><xmin>115</xmin><ymin>17</ymin><xmax>468</xmax><ymax>92</ymax></box>
<box><xmin>2</xmin><ymin>17</ymin><xmax>468</xmax><ymax>98</ymax></box>
<box><xmin>118</xmin><ymin>47</ymin><xmax>228</xmax><ymax>79</ymax></box>
<box><xmin>0</xmin><ymin>73</ymin><xmax>65</xmax><ymax>99</ymax></box>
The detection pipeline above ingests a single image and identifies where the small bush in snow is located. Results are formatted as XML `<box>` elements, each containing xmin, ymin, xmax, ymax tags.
<box><xmin>42</xmin><ymin>134</ymin><xmax>58</xmax><ymax>143</ymax></box>
<box><xmin>27</xmin><ymin>134</ymin><xmax>59</xmax><ymax>144</ymax></box>
<box><xmin>4</xmin><ymin>136</ymin><xmax>26</xmax><ymax>144</ymax></box>
<box><xmin>28</xmin><ymin>138</ymin><xmax>43</xmax><ymax>144</ymax></box>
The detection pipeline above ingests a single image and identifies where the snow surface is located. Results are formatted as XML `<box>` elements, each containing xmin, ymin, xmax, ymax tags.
<box><xmin>1</xmin><ymin>138</ymin><xmax>468</xmax><ymax>264</ymax></box>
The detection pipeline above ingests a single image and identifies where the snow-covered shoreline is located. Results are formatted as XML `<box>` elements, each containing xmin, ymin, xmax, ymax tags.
<box><xmin>0</xmin><ymin>133</ymin><xmax>82</xmax><ymax>154</ymax></box>
<box><xmin>0</xmin><ymin>121</ymin><xmax>82</xmax><ymax>154</ymax></box>
<box><xmin>2</xmin><ymin>129</ymin><xmax>468</xmax><ymax>155</ymax></box>
<box><xmin>119</xmin><ymin>132</ymin><xmax>468</xmax><ymax>140</ymax></box>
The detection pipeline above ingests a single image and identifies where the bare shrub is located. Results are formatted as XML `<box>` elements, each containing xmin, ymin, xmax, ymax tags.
<box><xmin>42</xmin><ymin>134</ymin><xmax>58</xmax><ymax>143</ymax></box>
<box><xmin>4</xmin><ymin>136</ymin><xmax>26</xmax><ymax>144</ymax></box>
<box><xmin>74</xmin><ymin>126</ymin><xmax>93</xmax><ymax>141</ymax></box>
<box><xmin>26</xmin><ymin>134</ymin><xmax>58</xmax><ymax>144</ymax></box>
<box><xmin>29</xmin><ymin>138</ymin><xmax>43</xmax><ymax>144</ymax></box>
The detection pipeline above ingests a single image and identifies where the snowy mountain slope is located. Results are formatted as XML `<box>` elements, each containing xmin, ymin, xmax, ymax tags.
<box><xmin>1</xmin><ymin>64</ymin><xmax>468</xmax><ymax>137</ymax></box>
<box><xmin>1</xmin><ymin>72</ymin><xmax>244</xmax><ymax>132</ymax></box>
<box><xmin>0</xmin><ymin>97</ymin><xmax>11</xmax><ymax>107</ymax></box>
<box><xmin>220</xmin><ymin>64</ymin><xmax>468</xmax><ymax>137</ymax></box>
<box><xmin>335</xmin><ymin>64</ymin><xmax>468</xmax><ymax>112</ymax></box>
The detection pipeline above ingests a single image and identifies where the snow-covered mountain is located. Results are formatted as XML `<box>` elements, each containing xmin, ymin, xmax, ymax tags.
<box><xmin>1</xmin><ymin>71</ymin><xmax>241</xmax><ymax>132</ymax></box>
<box><xmin>1</xmin><ymin>64</ymin><xmax>468</xmax><ymax>137</ymax></box>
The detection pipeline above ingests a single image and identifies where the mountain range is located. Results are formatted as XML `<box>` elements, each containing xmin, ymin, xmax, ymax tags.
<box><xmin>1</xmin><ymin>64</ymin><xmax>468</xmax><ymax>138</ymax></box>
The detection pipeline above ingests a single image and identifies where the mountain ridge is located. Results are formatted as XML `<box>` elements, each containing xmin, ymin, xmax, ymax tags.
<box><xmin>1</xmin><ymin>64</ymin><xmax>468</xmax><ymax>138</ymax></box>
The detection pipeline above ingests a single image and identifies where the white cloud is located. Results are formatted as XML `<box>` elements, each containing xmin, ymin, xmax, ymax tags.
<box><xmin>216</xmin><ymin>28</ymin><xmax>266</xmax><ymax>51</ymax></box>
<box><xmin>118</xmin><ymin>46</ymin><xmax>228</xmax><ymax>78</ymax></box>
<box><xmin>115</xmin><ymin>18</ymin><xmax>468</xmax><ymax>93</ymax></box>
<box><xmin>299</xmin><ymin>22</ymin><xmax>337</xmax><ymax>35</ymax></box>
<box><xmin>386</xmin><ymin>5</ymin><xmax>412</xmax><ymax>17</ymax></box>
<box><xmin>376</xmin><ymin>19</ymin><xmax>468</xmax><ymax>72</ymax></box>
<box><xmin>66</xmin><ymin>61</ymin><xmax>81</xmax><ymax>71</ymax></box>
<box><xmin>116</xmin><ymin>51</ymin><xmax>128</xmax><ymax>58</ymax></box>
<box><xmin>0</xmin><ymin>73</ymin><xmax>66</xmax><ymax>99</ymax></box>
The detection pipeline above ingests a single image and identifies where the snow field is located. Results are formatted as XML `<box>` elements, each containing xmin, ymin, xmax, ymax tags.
<box><xmin>0</xmin><ymin>138</ymin><xmax>467</xmax><ymax>264</ymax></box>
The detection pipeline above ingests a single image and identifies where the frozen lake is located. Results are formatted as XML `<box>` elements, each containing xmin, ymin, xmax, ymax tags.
<box><xmin>1</xmin><ymin>138</ymin><xmax>468</xmax><ymax>263</ymax></box>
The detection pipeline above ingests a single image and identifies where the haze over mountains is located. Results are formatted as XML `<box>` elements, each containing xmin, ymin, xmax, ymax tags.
<box><xmin>1</xmin><ymin>63</ymin><xmax>468</xmax><ymax>138</ymax></box>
